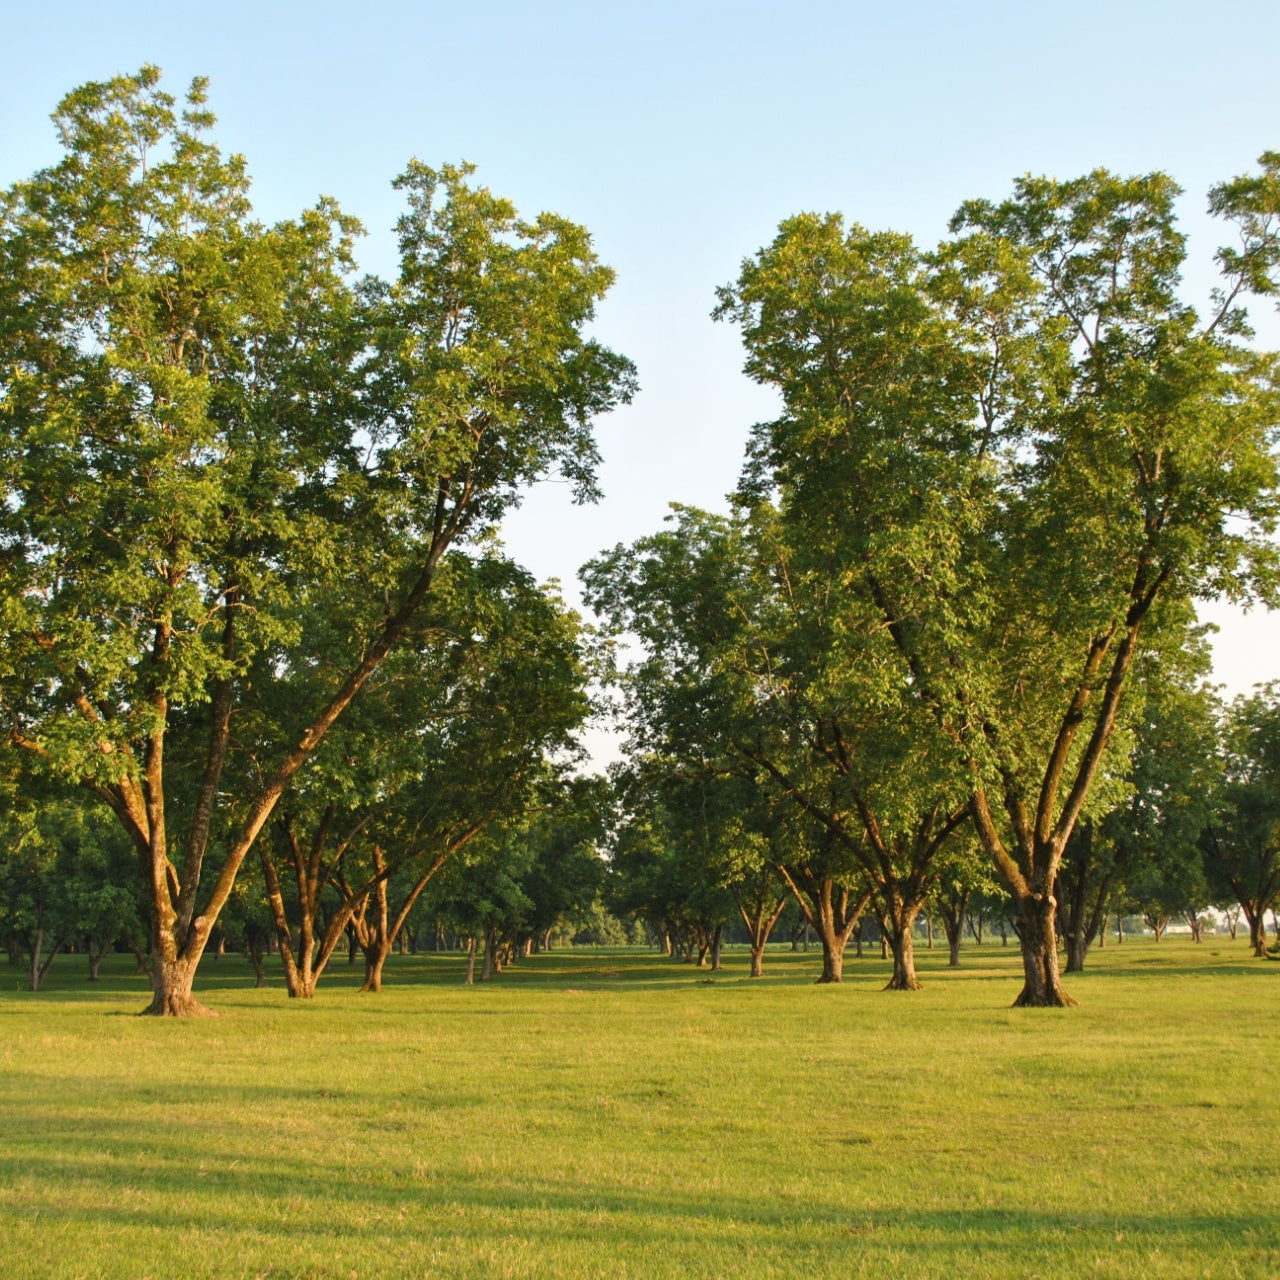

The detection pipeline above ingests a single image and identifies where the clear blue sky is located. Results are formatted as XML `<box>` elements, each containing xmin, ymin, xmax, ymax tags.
<box><xmin>3</xmin><ymin>0</ymin><xmax>1278</xmax><ymax>722</ymax></box>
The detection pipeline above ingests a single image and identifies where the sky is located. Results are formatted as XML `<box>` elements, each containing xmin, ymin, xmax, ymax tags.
<box><xmin>3</xmin><ymin>0</ymin><xmax>1278</xmax><ymax>755</ymax></box>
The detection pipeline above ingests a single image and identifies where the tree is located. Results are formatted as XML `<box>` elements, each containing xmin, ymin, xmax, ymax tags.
<box><xmin>587</xmin><ymin>502</ymin><xmax>967</xmax><ymax>989</ymax></box>
<box><xmin>514</xmin><ymin>775</ymin><xmax>611</xmax><ymax>956</ymax></box>
<box><xmin>716</xmin><ymin>158</ymin><xmax>1280</xmax><ymax>1005</ymax></box>
<box><xmin>1058</xmin><ymin>649</ymin><xmax>1219</xmax><ymax>968</ymax></box>
<box><xmin>253</xmin><ymin>554</ymin><xmax>592</xmax><ymax>997</ymax></box>
<box><xmin>929</xmin><ymin>838</ymin><xmax>999</xmax><ymax>968</ymax></box>
<box><xmin>0</xmin><ymin>69</ymin><xmax>634</xmax><ymax>1014</ymax></box>
<box><xmin>1203</xmin><ymin>684</ymin><xmax>1280</xmax><ymax>957</ymax></box>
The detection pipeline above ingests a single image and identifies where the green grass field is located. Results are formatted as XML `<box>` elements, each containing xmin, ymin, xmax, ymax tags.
<box><xmin>1</xmin><ymin>937</ymin><xmax>1276</xmax><ymax>1279</ymax></box>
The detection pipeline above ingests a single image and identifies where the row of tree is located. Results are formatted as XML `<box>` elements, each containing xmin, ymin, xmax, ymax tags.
<box><xmin>587</xmin><ymin>157</ymin><xmax>1280</xmax><ymax>1004</ymax></box>
<box><xmin>1</xmin><ymin>68</ymin><xmax>1278</xmax><ymax>1011</ymax></box>
<box><xmin>596</xmin><ymin>642</ymin><xmax>1280</xmax><ymax>987</ymax></box>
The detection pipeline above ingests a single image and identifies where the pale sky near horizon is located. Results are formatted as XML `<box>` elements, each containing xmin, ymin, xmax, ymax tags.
<box><xmin>3</xmin><ymin>1</ymin><xmax>1278</xmax><ymax>763</ymax></box>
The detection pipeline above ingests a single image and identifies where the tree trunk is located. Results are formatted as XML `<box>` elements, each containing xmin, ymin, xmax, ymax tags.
<box><xmin>145</xmin><ymin>956</ymin><xmax>215</xmax><ymax>1016</ymax></box>
<box><xmin>464</xmin><ymin>936</ymin><xmax>477</xmax><ymax>985</ymax></box>
<box><xmin>1248</xmin><ymin>910</ymin><xmax>1266</xmax><ymax>958</ymax></box>
<box><xmin>248</xmin><ymin>942</ymin><xmax>266</xmax><ymax>988</ymax></box>
<box><xmin>28</xmin><ymin>928</ymin><xmax>43</xmax><ymax>992</ymax></box>
<box><xmin>481</xmin><ymin>923</ymin><xmax>497</xmax><ymax>981</ymax></box>
<box><xmin>885</xmin><ymin>922</ymin><xmax>922</xmax><ymax>991</ymax></box>
<box><xmin>362</xmin><ymin>940</ymin><xmax>391</xmax><ymax>992</ymax></box>
<box><xmin>1013</xmin><ymin>895</ymin><xmax>1076</xmax><ymax>1008</ymax></box>
<box><xmin>938</xmin><ymin>895</ymin><xmax>967</xmax><ymax>969</ymax></box>
<box><xmin>1066</xmin><ymin>927</ymin><xmax>1087</xmax><ymax>973</ymax></box>
<box><xmin>709</xmin><ymin>922</ymin><xmax>724</xmax><ymax>972</ymax></box>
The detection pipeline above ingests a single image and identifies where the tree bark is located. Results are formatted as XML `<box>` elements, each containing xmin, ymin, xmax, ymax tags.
<box><xmin>875</xmin><ymin>890</ymin><xmax>926</xmax><ymax>988</ymax></box>
<box><xmin>779</xmin><ymin>866</ymin><xmax>870</xmax><ymax>984</ymax></box>
<box><xmin>144</xmin><ymin>956</ymin><xmax>215</xmax><ymax>1016</ymax></box>
<box><xmin>1012</xmin><ymin>894</ymin><xmax>1076</xmax><ymax>1008</ymax></box>
<box><xmin>885</xmin><ymin>916</ymin><xmax>922</xmax><ymax>991</ymax></box>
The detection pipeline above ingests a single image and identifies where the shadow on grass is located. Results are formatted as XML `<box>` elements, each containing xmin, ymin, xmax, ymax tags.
<box><xmin>2</xmin><ymin>1133</ymin><xmax>1276</xmax><ymax>1265</ymax></box>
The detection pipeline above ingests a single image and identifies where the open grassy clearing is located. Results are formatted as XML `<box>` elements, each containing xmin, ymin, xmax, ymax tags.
<box><xmin>1</xmin><ymin>939</ymin><xmax>1276</xmax><ymax>1279</ymax></box>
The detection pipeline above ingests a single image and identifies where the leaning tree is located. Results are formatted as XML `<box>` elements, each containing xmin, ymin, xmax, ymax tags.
<box><xmin>0</xmin><ymin>68</ymin><xmax>634</xmax><ymax>1013</ymax></box>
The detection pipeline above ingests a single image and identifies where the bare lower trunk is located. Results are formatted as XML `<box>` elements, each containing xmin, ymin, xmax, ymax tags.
<box><xmin>709</xmin><ymin>923</ymin><xmax>723</xmax><ymax>972</ymax></box>
<box><xmin>464</xmin><ymin>936</ymin><xmax>477</xmax><ymax>985</ymax></box>
<box><xmin>819</xmin><ymin>938</ymin><xmax>845</xmax><ymax>983</ymax></box>
<box><xmin>28</xmin><ymin>928</ymin><xmax>43</xmax><ymax>992</ymax></box>
<box><xmin>884</xmin><ymin>912</ymin><xmax>922</xmax><ymax>991</ymax></box>
<box><xmin>1066</xmin><ymin>928</ymin><xmax>1087</xmax><ymax>974</ymax></box>
<box><xmin>1013</xmin><ymin>895</ymin><xmax>1076</xmax><ymax>1008</ymax></box>
<box><xmin>145</xmin><ymin>956</ymin><xmax>216</xmax><ymax>1016</ymax></box>
<box><xmin>1247</xmin><ymin>910</ymin><xmax>1266</xmax><ymax>958</ymax></box>
<box><xmin>362</xmin><ymin>940</ymin><xmax>392</xmax><ymax>992</ymax></box>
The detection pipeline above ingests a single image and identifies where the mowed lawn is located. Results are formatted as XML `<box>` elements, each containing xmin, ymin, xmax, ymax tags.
<box><xmin>0</xmin><ymin>938</ymin><xmax>1276</xmax><ymax>1279</ymax></box>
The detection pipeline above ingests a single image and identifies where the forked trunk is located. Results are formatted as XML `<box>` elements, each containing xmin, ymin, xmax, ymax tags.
<box><xmin>1013</xmin><ymin>895</ymin><xmax>1076</xmax><ymax>1008</ymax></box>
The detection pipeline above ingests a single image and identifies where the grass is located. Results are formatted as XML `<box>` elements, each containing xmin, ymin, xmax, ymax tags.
<box><xmin>0</xmin><ymin>937</ymin><xmax>1277</xmax><ymax>1279</ymax></box>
